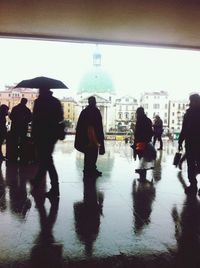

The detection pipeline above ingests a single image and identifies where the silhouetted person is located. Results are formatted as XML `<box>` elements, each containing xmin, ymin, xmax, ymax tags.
<box><xmin>31</xmin><ymin>88</ymin><xmax>64</xmax><ymax>198</ymax></box>
<box><xmin>0</xmin><ymin>104</ymin><xmax>9</xmax><ymax>160</ymax></box>
<box><xmin>152</xmin><ymin>115</ymin><xmax>163</xmax><ymax>150</ymax></box>
<box><xmin>75</xmin><ymin>96</ymin><xmax>105</xmax><ymax>177</ymax></box>
<box><xmin>178</xmin><ymin>94</ymin><xmax>200</xmax><ymax>195</ymax></box>
<box><xmin>9</xmin><ymin>98</ymin><xmax>32</xmax><ymax>162</ymax></box>
<box><xmin>74</xmin><ymin>177</ymin><xmax>104</xmax><ymax>256</ymax></box>
<box><xmin>133</xmin><ymin>107</ymin><xmax>154</xmax><ymax>180</ymax></box>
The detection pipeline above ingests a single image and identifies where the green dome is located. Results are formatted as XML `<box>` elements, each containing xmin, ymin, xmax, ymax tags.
<box><xmin>78</xmin><ymin>67</ymin><xmax>115</xmax><ymax>94</ymax></box>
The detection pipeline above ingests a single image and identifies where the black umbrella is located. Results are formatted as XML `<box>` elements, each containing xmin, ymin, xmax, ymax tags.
<box><xmin>15</xmin><ymin>76</ymin><xmax>68</xmax><ymax>89</ymax></box>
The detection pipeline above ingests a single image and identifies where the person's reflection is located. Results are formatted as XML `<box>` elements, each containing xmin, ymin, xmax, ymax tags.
<box><xmin>132</xmin><ymin>179</ymin><xmax>156</xmax><ymax>234</ymax></box>
<box><xmin>6</xmin><ymin>162</ymin><xmax>31</xmax><ymax>218</ymax></box>
<box><xmin>74</xmin><ymin>177</ymin><xmax>104</xmax><ymax>257</ymax></box>
<box><xmin>31</xmin><ymin>193</ymin><xmax>62</xmax><ymax>268</ymax></box>
<box><xmin>0</xmin><ymin>161</ymin><xmax>6</xmax><ymax>211</ymax></box>
<box><xmin>171</xmin><ymin>196</ymin><xmax>200</xmax><ymax>268</ymax></box>
<box><xmin>152</xmin><ymin>149</ymin><xmax>163</xmax><ymax>183</ymax></box>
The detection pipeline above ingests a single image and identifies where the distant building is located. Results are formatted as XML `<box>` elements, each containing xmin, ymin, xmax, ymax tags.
<box><xmin>114</xmin><ymin>95</ymin><xmax>138</xmax><ymax>131</ymax></box>
<box><xmin>77</xmin><ymin>48</ymin><xmax>116</xmax><ymax>132</ymax></box>
<box><xmin>0</xmin><ymin>85</ymin><xmax>38</xmax><ymax>111</ymax></box>
<box><xmin>168</xmin><ymin>99</ymin><xmax>189</xmax><ymax>133</ymax></box>
<box><xmin>140</xmin><ymin>91</ymin><xmax>169</xmax><ymax>127</ymax></box>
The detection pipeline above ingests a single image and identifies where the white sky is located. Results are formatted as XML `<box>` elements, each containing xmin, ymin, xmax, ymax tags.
<box><xmin>0</xmin><ymin>37</ymin><xmax>200</xmax><ymax>100</ymax></box>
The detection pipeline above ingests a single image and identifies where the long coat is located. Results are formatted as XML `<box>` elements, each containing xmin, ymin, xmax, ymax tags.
<box><xmin>75</xmin><ymin>105</ymin><xmax>105</xmax><ymax>153</ymax></box>
<box><xmin>134</xmin><ymin>115</ymin><xmax>153</xmax><ymax>144</ymax></box>
<box><xmin>32</xmin><ymin>94</ymin><xmax>64</xmax><ymax>142</ymax></box>
<box><xmin>179</xmin><ymin>107</ymin><xmax>200</xmax><ymax>152</ymax></box>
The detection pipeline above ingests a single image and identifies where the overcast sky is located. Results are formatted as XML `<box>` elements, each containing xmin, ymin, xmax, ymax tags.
<box><xmin>0</xmin><ymin>37</ymin><xmax>200</xmax><ymax>100</ymax></box>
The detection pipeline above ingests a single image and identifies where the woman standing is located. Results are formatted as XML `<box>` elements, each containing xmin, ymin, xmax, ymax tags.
<box><xmin>0</xmin><ymin>104</ymin><xmax>9</xmax><ymax>160</ymax></box>
<box><xmin>133</xmin><ymin>107</ymin><xmax>154</xmax><ymax>180</ymax></box>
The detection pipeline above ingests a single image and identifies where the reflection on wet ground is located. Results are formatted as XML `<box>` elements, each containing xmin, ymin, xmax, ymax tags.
<box><xmin>0</xmin><ymin>138</ymin><xmax>199</xmax><ymax>267</ymax></box>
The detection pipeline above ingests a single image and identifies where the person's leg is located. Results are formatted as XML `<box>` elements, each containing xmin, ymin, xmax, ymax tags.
<box><xmin>42</xmin><ymin>140</ymin><xmax>59</xmax><ymax>197</ymax></box>
<box><xmin>158</xmin><ymin>134</ymin><xmax>163</xmax><ymax>150</ymax></box>
<box><xmin>153</xmin><ymin>135</ymin><xmax>156</xmax><ymax>146</ymax></box>
<box><xmin>185</xmin><ymin>151</ymin><xmax>197</xmax><ymax>194</ymax></box>
<box><xmin>84</xmin><ymin>147</ymin><xmax>98</xmax><ymax>176</ymax></box>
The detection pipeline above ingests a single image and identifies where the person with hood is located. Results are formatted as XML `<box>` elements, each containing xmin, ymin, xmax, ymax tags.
<box><xmin>178</xmin><ymin>93</ymin><xmax>200</xmax><ymax>195</ymax></box>
<box><xmin>31</xmin><ymin>88</ymin><xmax>64</xmax><ymax>198</ymax></box>
<box><xmin>75</xmin><ymin>96</ymin><xmax>105</xmax><ymax>178</ymax></box>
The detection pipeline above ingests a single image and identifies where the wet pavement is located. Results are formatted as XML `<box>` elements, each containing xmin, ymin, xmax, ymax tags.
<box><xmin>0</xmin><ymin>137</ymin><xmax>200</xmax><ymax>267</ymax></box>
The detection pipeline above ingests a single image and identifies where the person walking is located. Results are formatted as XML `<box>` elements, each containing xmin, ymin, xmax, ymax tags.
<box><xmin>75</xmin><ymin>96</ymin><xmax>105</xmax><ymax>178</ymax></box>
<box><xmin>9</xmin><ymin>98</ymin><xmax>32</xmax><ymax>162</ymax></box>
<box><xmin>133</xmin><ymin>107</ymin><xmax>154</xmax><ymax>180</ymax></box>
<box><xmin>31</xmin><ymin>88</ymin><xmax>64</xmax><ymax>198</ymax></box>
<box><xmin>0</xmin><ymin>104</ymin><xmax>9</xmax><ymax>161</ymax></box>
<box><xmin>152</xmin><ymin>115</ymin><xmax>163</xmax><ymax>150</ymax></box>
<box><xmin>178</xmin><ymin>94</ymin><xmax>200</xmax><ymax>195</ymax></box>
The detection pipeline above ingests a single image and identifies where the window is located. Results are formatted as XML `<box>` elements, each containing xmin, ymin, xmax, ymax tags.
<box><xmin>125</xmin><ymin>98</ymin><xmax>129</xmax><ymax>102</ymax></box>
<box><xmin>119</xmin><ymin>112</ymin><xmax>122</xmax><ymax>119</ymax></box>
<box><xmin>131</xmin><ymin>113</ymin><xmax>134</xmax><ymax>120</ymax></box>
<box><xmin>153</xmin><ymin>104</ymin><xmax>160</xmax><ymax>109</ymax></box>
<box><xmin>125</xmin><ymin>112</ymin><xmax>129</xmax><ymax>119</ymax></box>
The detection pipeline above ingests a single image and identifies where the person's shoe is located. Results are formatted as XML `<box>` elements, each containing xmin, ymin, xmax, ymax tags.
<box><xmin>157</xmin><ymin>148</ymin><xmax>163</xmax><ymax>151</ymax></box>
<box><xmin>45</xmin><ymin>188</ymin><xmax>60</xmax><ymax>199</ymax></box>
<box><xmin>185</xmin><ymin>185</ymin><xmax>197</xmax><ymax>195</ymax></box>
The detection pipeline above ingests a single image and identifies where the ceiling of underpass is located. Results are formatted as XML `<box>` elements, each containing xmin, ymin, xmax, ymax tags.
<box><xmin>0</xmin><ymin>1</ymin><xmax>200</xmax><ymax>49</ymax></box>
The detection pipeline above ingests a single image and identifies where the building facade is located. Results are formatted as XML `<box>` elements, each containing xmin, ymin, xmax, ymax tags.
<box><xmin>0</xmin><ymin>86</ymin><xmax>38</xmax><ymax>111</ymax></box>
<box><xmin>114</xmin><ymin>95</ymin><xmax>138</xmax><ymax>131</ymax></box>
<box><xmin>76</xmin><ymin>49</ymin><xmax>116</xmax><ymax>132</ymax></box>
<box><xmin>140</xmin><ymin>91</ymin><xmax>169</xmax><ymax>128</ymax></box>
<box><xmin>168</xmin><ymin>99</ymin><xmax>189</xmax><ymax>133</ymax></box>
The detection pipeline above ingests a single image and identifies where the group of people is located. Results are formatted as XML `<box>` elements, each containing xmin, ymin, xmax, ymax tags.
<box><xmin>0</xmin><ymin>87</ymin><xmax>64</xmax><ymax>199</ymax></box>
<box><xmin>0</xmin><ymin>98</ymin><xmax>32</xmax><ymax>162</ymax></box>
<box><xmin>0</xmin><ymin>90</ymin><xmax>199</xmax><ymax>199</ymax></box>
<box><xmin>133</xmin><ymin>93</ymin><xmax>200</xmax><ymax>196</ymax></box>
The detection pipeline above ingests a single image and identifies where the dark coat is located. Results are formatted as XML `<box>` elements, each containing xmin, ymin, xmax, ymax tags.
<box><xmin>75</xmin><ymin>105</ymin><xmax>105</xmax><ymax>153</ymax></box>
<box><xmin>0</xmin><ymin>114</ymin><xmax>7</xmax><ymax>141</ymax></box>
<box><xmin>10</xmin><ymin>103</ymin><xmax>32</xmax><ymax>135</ymax></box>
<box><xmin>32</xmin><ymin>94</ymin><xmax>64</xmax><ymax>142</ymax></box>
<box><xmin>134</xmin><ymin>115</ymin><xmax>153</xmax><ymax>144</ymax></box>
<box><xmin>179</xmin><ymin>107</ymin><xmax>200</xmax><ymax>151</ymax></box>
<box><xmin>153</xmin><ymin>118</ymin><xmax>163</xmax><ymax>136</ymax></box>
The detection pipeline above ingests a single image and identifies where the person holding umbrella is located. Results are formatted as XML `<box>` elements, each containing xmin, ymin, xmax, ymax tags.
<box><xmin>15</xmin><ymin>76</ymin><xmax>67</xmax><ymax>198</ymax></box>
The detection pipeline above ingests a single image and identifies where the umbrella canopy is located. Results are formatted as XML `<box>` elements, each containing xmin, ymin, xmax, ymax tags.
<box><xmin>15</xmin><ymin>76</ymin><xmax>68</xmax><ymax>89</ymax></box>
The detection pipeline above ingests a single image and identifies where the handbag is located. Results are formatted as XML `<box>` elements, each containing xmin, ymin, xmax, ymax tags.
<box><xmin>173</xmin><ymin>152</ymin><xmax>182</xmax><ymax>167</ymax></box>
